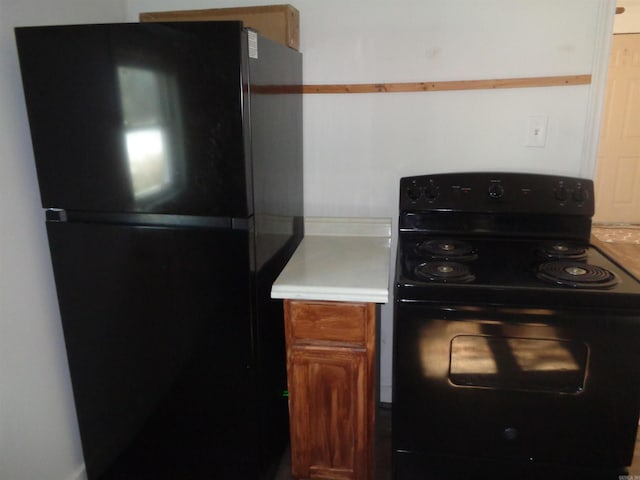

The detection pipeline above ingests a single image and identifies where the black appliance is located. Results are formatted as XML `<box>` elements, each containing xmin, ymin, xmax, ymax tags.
<box><xmin>15</xmin><ymin>22</ymin><xmax>302</xmax><ymax>480</ymax></box>
<box><xmin>392</xmin><ymin>172</ymin><xmax>640</xmax><ymax>479</ymax></box>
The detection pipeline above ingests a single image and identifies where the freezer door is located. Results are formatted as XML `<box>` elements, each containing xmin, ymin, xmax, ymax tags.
<box><xmin>248</xmin><ymin>33</ymin><xmax>304</xmax><ymax>271</ymax></box>
<box><xmin>46</xmin><ymin>221</ymin><xmax>259</xmax><ymax>479</ymax></box>
<box><xmin>16</xmin><ymin>22</ymin><xmax>251</xmax><ymax>217</ymax></box>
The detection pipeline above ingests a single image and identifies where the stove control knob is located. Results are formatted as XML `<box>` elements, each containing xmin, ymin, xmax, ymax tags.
<box><xmin>573</xmin><ymin>185</ymin><xmax>587</xmax><ymax>204</ymax></box>
<box><xmin>406</xmin><ymin>185</ymin><xmax>421</xmax><ymax>201</ymax></box>
<box><xmin>424</xmin><ymin>182</ymin><xmax>439</xmax><ymax>201</ymax></box>
<box><xmin>554</xmin><ymin>183</ymin><xmax>568</xmax><ymax>202</ymax></box>
<box><xmin>488</xmin><ymin>183</ymin><xmax>504</xmax><ymax>199</ymax></box>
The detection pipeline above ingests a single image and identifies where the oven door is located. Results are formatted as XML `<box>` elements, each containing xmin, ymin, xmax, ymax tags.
<box><xmin>392</xmin><ymin>301</ymin><xmax>640</xmax><ymax>468</ymax></box>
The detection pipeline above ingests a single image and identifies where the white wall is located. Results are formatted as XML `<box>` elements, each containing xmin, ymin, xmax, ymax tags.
<box><xmin>0</xmin><ymin>2</ymin><xmax>125</xmax><ymax>479</ymax></box>
<box><xmin>128</xmin><ymin>0</ymin><xmax>616</xmax><ymax>401</ymax></box>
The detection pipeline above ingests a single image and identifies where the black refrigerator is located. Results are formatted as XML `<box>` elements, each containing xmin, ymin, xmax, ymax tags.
<box><xmin>15</xmin><ymin>22</ymin><xmax>302</xmax><ymax>480</ymax></box>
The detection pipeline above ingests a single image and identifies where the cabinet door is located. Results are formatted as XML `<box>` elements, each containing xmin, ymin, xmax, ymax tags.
<box><xmin>288</xmin><ymin>346</ymin><xmax>370</xmax><ymax>480</ymax></box>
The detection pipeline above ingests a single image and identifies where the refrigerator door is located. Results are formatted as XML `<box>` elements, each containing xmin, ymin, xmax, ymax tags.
<box><xmin>246</xmin><ymin>34</ymin><xmax>303</xmax><ymax>471</ymax></box>
<box><xmin>16</xmin><ymin>22</ymin><xmax>252</xmax><ymax>217</ymax></box>
<box><xmin>46</xmin><ymin>221</ymin><xmax>259</xmax><ymax>479</ymax></box>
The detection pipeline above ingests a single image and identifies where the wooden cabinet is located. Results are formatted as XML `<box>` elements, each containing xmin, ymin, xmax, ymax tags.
<box><xmin>284</xmin><ymin>300</ymin><xmax>377</xmax><ymax>480</ymax></box>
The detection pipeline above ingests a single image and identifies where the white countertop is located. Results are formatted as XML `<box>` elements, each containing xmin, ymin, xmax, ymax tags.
<box><xmin>271</xmin><ymin>217</ymin><xmax>391</xmax><ymax>303</ymax></box>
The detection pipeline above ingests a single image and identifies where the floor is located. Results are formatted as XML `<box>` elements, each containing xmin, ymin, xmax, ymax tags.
<box><xmin>276</xmin><ymin>404</ymin><xmax>640</xmax><ymax>479</ymax></box>
<box><xmin>274</xmin><ymin>404</ymin><xmax>640</xmax><ymax>480</ymax></box>
<box><xmin>592</xmin><ymin>225</ymin><xmax>640</xmax><ymax>280</ymax></box>
<box><xmin>276</xmin><ymin>226</ymin><xmax>640</xmax><ymax>480</ymax></box>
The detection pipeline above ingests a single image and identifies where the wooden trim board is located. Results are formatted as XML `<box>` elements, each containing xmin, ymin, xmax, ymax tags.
<box><xmin>301</xmin><ymin>74</ymin><xmax>591</xmax><ymax>94</ymax></box>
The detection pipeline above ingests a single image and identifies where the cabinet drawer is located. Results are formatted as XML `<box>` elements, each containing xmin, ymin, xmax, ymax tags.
<box><xmin>286</xmin><ymin>300</ymin><xmax>369</xmax><ymax>345</ymax></box>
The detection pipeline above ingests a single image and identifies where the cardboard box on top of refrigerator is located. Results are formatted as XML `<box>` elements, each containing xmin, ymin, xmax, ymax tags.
<box><xmin>139</xmin><ymin>4</ymin><xmax>300</xmax><ymax>50</ymax></box>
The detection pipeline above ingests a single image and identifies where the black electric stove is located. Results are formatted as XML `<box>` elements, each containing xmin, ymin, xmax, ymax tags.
<box><xmin>392</xmin><ymin>172</ymin><xmax>640</xmax><ymax>479</ymax></box>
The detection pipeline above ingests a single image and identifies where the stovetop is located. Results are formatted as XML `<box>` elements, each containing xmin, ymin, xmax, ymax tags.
<box><xmin>395</xmin><ymin>172</ymin><xmax>640</xmax><ymax>309</ymax></box>
<box><xmin>396</xmin><ymin>235</ymin><xmax>640</xmax><ymax>309</ymax></box>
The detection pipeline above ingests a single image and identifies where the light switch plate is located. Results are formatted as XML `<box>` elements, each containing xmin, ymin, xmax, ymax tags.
<box><xmin>525</xmin><ymin>115</ymin><xmax>548</xmax><ymax>147</ymax></box>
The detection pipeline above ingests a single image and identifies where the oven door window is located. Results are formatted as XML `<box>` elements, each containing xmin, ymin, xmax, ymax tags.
<box><xmin>449</xmin><ymin>335</ymin><xmax>588</xmax><ymax>394</ymax></box>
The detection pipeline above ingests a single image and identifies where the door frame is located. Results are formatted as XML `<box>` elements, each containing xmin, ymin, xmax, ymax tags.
<box><xmin>581</xmin><ymin>0</ymin><xmax>617</xmax><ymax>179</ymax></box>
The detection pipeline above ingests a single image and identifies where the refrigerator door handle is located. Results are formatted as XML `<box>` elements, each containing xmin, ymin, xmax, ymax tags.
<box><xmin>45</xmin><ymin>208</ymin><xmax>67</xmax><ymax>222</ymax></box>
<box><xmin>44</xmin><ymin>209</ymin><xmax>248</xmax><ymax>231</ymax></box>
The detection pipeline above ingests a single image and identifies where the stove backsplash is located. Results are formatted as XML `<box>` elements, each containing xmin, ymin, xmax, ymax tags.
<box><xmin>399</xmin><ymin>172</ymin><xmax>595</xmax><ymax>241</ymax></box>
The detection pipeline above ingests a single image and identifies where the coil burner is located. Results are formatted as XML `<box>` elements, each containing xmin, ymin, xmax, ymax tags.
<box><xmin>537</xmin><ymin>261</ymin><xmax>618</xmax><ymax>289</ymax></box>
<box><xmin>538</xmin><ymin>241</ymin><xmax>588</xmax><ymax>261</ymax></box>
<box><xmin>414</xmin><ymin>261</ymin><xmax>475</xmax><ymax>283</ymax></box>
<box><xmin>415</xmin><ymin>239</ymin><xmax>478</xmax><ymax>262</ymax></box>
